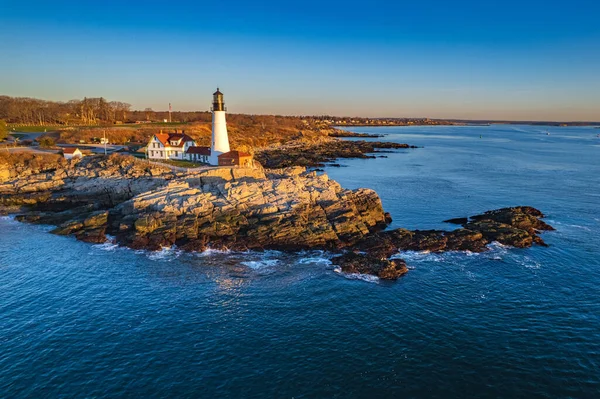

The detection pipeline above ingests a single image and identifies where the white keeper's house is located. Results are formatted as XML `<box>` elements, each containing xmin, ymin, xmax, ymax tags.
<box><xmin>147</xmin><ymin>132</ymin><xmax>211</xmax><ymax>163</ymax></box>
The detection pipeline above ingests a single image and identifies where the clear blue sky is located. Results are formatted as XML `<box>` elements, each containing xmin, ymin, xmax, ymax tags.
<box><xmin>1</xmin><ymin>0</ymin><xmax>599</xmax><ymax>120</ymax></box>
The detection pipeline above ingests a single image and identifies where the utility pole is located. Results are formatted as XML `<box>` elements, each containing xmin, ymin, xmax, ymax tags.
<box><xmin>103</xmin><ymin>129</ymin><xmax>107</xmax><ymax>156</ymax></box>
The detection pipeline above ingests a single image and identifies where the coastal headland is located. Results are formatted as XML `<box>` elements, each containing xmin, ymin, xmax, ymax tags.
<box><xmin>0</xmin><ymin>146</ymin><xmax>554</xmax><ymax>280</ymax></box>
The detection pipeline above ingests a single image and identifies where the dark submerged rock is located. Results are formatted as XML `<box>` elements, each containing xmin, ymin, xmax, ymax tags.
<box><xmin>358</xmin><ymin>206</ymin><xmax>554</xmax><ymax>266</ymax></box>
<box><xmin>333</xmin><ymin>252</ymin><xmax>408</xmax><ymax>280</ymax></box>
<box><xmin>443</xmin><ymin>217</ymin><xmax>469</xmax><ymax>225</ymax></box>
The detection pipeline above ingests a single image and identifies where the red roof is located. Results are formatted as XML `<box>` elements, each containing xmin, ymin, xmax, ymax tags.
<box><xmin>218</xmin><ymin>150</ymin><xmax>252</xmax><ymax>158</ymax></box>
<box><xmin>62</xmin><ymin>148</ymin><xmax>80</xmax><ymax>154</ymax></box>
<box><xmin>154</xmin><ymin>133</ymin><xmax>195</xmax><ymax>147</ymax></box>
<box><xmin>186</xmin><ymin>146</ymin><xmax>211</xmax><ymax>155</ymax></box>
<box><xmin>154</xmin><ymin>133</ymin><xmax>170</xmax><ymax>147</ymax></box>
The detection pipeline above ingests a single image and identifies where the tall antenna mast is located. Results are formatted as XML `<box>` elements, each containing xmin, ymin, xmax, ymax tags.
<box><xmin>169</xmin><ymin>103</ymin><xmax>172</xmax><ymax>123</ymax></box>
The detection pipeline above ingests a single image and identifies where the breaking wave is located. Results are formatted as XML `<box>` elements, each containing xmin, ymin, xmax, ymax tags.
<box><xmin>298</xmin><ymin>253</ymin><xmax>333</xmax><ymax>266</ymax></box>
<box><xmin>333</xmin><ymin>267</ymin><xmax>380</xmax><ymax>283</ymax></box>
<box><xmin>391</xmin><ymin>241</ymin><xmax>540</xmax><ymax>269</ymax></box>
<box><xmin>196</xmin><ymin>248</ymin><xmax>232</xmax><ymax>257</ymax></box>
<box><xmin>144</xmin><ymin>246</ymin><xmax>183</xmax><ymax>261</ymax></box>
<box><xmin>241</xmin><ymin>259</ymin><xmax>280</xmax><ymax>270</ymax></box>
<box><xmin>90</xmin><ymin>235</ymin><xmax>119</xmax><ymax>252</ymax></box>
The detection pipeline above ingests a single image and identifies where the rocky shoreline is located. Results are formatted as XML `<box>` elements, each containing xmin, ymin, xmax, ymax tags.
<box><xmin>0</xmin><ymin>153</ymin><xmax>554</xmax><ymax>281</ymax></box>
<box><xmin>332</xmin><ymin>206</ymin><xmax>554</xmax><ymax>279</ymax></box>
<box><xmin>327</xmin><ymin>131</ymin><xmax>385</xmax><ymax>138</ymax></box>
<box><xmin>255</xmin><ymin>138</ymin><xmax>417</xmax><ymax>169</ymax></box>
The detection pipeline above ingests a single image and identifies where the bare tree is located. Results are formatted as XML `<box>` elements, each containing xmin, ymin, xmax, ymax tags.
<box><xmin>144</xmin><ymin>108</ymin><xmax>154</xmax><ymax>121</ymax></box>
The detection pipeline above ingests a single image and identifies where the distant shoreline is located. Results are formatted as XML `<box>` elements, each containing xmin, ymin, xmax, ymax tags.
<box><xmin>333</xmin><ymin>121</ymin><xmax>600</xmax><ymax>128</ymax></box>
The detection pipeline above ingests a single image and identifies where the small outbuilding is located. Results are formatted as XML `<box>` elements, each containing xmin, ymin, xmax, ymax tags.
<box><xmin>62</xmin><ymin>147</ymin><xmax>83</xmax><ymax>159</ymax></box>
<box><xmin>217</xmin><ymin>150</ymin><xmax>253</xmax><ymax>167</ymax></box>
<box><xmin>186</xmin><ymin>146</ymin><xmax>211</xmax><ymax>163</ymax></box>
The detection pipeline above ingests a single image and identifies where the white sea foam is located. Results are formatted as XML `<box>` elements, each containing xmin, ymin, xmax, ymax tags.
<box><xmin>392</xmin><ymin>250</ymin><xmax>444</xmax><ymax>263</ymax></box>
<box><xmin>386</xmin><ymin>242</ymin><xmax>509</xmax><ymax>269</ymax></box>
<box><xmin>484</xmin><ymin>242</ymin><xmax>508</xmax><ymax>260</ymax></box>
<box><xmin>261</xmin><ymin>250</ymin><xmax>284</xmax><ymax>259</ymax></box>
<box><xmin>333</xmin><ymin>267</ymin><xmax>379</xmax><ymax>283</ymax></box>
<box><xmin>241</xmin><ymin>259</ymin><xmax>280</xmax><ymax>269</ymax></box>
<box><xmin>392</xmin><ymin>248</ymin><xmax>485</xmax><ymax>264</ymax></box>
<box><xmin>92</xmin><ymin>242</ymin><xmax>119</xmax><ymax>252</ymax></box>
<box><xmin>487</xmin><ymin>241</ymin><xmax>509</xmax><ymax>249</ymax></box>
<box><xmin>546</xmin><ymin>220</ymin><xmax>591</xmax><ymax>231</ymax></box>
<box><xmin>513</xmin><ymin>255</ymin><xmax>542</xmax><ymax>270</ymax></box>
<box><xmin>298</xmin><ymin>257</ymin><xmax>332</xmax><ymax>266</ymax></box>
<box><xmin>196</xmin><ymin>248</ymin><xmax>232</xmax><ymax>257</ymax></box>
<box><xmin>146</xmin><ymin>246</ymin><xmax>182</xmax><ymax>261</ymax></box>
<box><xmin>566</xmin><ymin>224</ymin><xmax>591</xmax><ymax>231</ymax></box>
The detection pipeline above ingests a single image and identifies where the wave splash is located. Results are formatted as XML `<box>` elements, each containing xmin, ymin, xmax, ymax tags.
<box><xmin>141</xmin><ymin>246</ymin><xmax>184</xmax><ymax>261</ymax></box>
<box><xmin>333</xmin><ymin>266</ymin><xmax>380</xmax><ymax>283</ymax></box>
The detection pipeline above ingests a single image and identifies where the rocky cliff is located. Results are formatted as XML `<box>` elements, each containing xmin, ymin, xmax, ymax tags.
<box><xmin>1</xmin><ymin>154</ymin><xmax>388</xmax><ymax>251</ymax></box>
<box><xmin>1</xmin><ymin>154</ymin><xmax>554</xmax><ymax>281</ymax></box>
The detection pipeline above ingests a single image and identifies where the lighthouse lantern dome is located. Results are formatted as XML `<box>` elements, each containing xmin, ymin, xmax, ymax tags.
<box><xmin>212</xmin><ymin>88</ymin><xmax>225</xmax><ymax>111</ymax></box>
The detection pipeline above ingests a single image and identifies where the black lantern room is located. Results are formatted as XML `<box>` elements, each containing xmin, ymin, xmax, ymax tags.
<box><xmin>212</xmin><ymin>88</ymin><xmax>225</xmax><ymax>111</ymax></box>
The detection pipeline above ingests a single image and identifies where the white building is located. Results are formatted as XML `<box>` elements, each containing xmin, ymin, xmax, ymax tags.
<box><xmin>186</xmin><ymin>146</ymin><xmax>211</xmax><ymax>163</ymax></box>
<box><xmin>146</xmin><ymin>131</ymin><xmax>212</xmax><ymax>163</ymax></box>
<box><xmin>147</xmin><ymin>132</ymin><xmax>196</xmax><ymax>160</ymax></box>
<box><xmin>63</xmin><ymin>147</ymin><xmax>83</xmax><ymax>159</ymax></box>
<box><xmin>209</xmin><ymin>88</ymin><xmax>230</xmax><ymax>165</ymax></box>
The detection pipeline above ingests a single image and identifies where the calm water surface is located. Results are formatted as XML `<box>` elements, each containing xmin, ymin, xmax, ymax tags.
<box><xmin>1</xmin><ymin>125</ymin><xmax>599</xmax><ymax>398</ymax></box>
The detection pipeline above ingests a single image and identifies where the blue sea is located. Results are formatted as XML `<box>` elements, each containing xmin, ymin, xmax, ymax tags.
<box><xmin>1</xmin><ymin>125</ymin><xmax>599</xmax><ymax>398</ymax></box>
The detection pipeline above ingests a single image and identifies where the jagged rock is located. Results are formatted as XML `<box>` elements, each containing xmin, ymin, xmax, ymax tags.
<box><xmin>47</xmin><ymin>210</ymin><xmax>108</xmax><ymax>243</ymax></box>
<box><xmin>83</xmin><ymin>210</ymin><xmax>108</xmax><ymax>228</ymax></box>
<box><xmin>332</xmin><ymin>253</ymin><xmax>408</xmax><ymax>280</ymax></box>
<box><xmin>443</xmin><ymin>217</ymin><xmax>468</xmax><ymax>225</ymax></box>
<box><xmin>52</xmin><ymin>221</ymin><xmax>84</xmax><ymax>236</ymax></box>
<box><xmin>358</xmin><ymin>206</ymin><xmax>554</xmax><ymax>260</ymax></box>
<box><xmin>110</xmin><ymin>170</ymin><xmax>388</xmax><ymax>252</ymax></box>
<box><xmin>255</xmin><ymin>138</ymin><xmax>417</xmax><ymax>168</ymax></box>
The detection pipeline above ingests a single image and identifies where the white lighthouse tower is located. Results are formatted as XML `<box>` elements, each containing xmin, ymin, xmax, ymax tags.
<box><xmin>209</xmin><ymin>88</ymin><xmax>230</xmax><ymax>165</ymax></box>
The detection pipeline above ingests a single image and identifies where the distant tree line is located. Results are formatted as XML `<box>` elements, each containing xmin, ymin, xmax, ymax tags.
<box><xmin>0</xmin><ymin>95</ymin><xmax>311</xmax><ymax>127</ymax></box>
<box><xmin>0</xmin><ymin>96</ymin><xmax>132</xmax><ymax>125</ymax></box>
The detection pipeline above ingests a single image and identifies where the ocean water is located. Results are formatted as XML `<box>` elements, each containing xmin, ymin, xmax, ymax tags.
<box><xmin>1</xmin><ymin>125</ymin><xmax>600</xmax><ymax>398</ymax></box>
